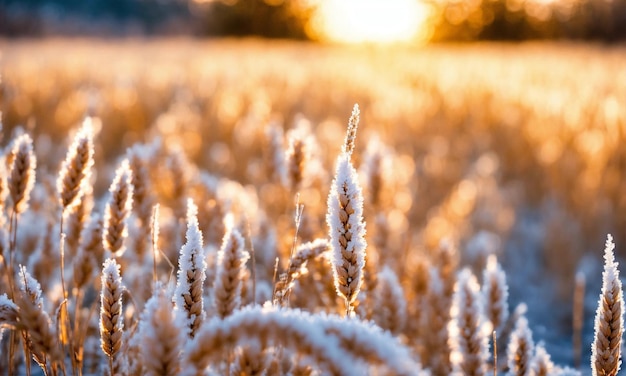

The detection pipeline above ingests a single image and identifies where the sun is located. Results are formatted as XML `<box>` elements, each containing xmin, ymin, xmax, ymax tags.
<box><xmin>312</xmin><ymin>0</ymin><xmax>432</xmax><ymax>44</ymax></box>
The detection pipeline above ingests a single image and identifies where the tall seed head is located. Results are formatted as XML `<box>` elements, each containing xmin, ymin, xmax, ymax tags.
<box><xmin>591</xmin><ymin>234</ymin><xmax>624</xmax><ymax>376</ymax></box>
<box><xmin>100</xmin><ymin>258</ymin><xmax>124</xmax><ymax>359</ymax></box>
<box><xmin>8</xmin><ymin>133</ymin><xmax>36</xmax><ymax>214</ymax></box>
<box><xmin>57</xmin><ymin>118</ymin><xmax>95</xmax><ymax>213</ymax></box>
<box><xmin>327</xmin><ymin>104</ymin><xmax>367</xmax><ymax>315</ymax></box>
<box><xmin>103</xmin><ymin>159</ymin><xmax>134</xmax><ymax>257</ymax></box>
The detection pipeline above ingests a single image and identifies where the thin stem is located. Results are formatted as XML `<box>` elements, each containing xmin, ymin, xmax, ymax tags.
<box><xmin>73</xmin><ymin>289</ymin><xmax>84</xmax><ymax>374</ymax></box>
<box><xmin>8</xmin><ymin>209</ymin><xmax>17</xmax><ymax>376</ymax></box>
<box><xmin>59</xmin><ymin>217</ymin><xmax>77</xmax><ymax>376</ymax></box>
<box><xmin>151</xmin><ymin>204</ymin><xmax>159</xmax><ymax>290</ymax></box>
<box><xmin>245</xmin><ymin>216</ymin><xmax>256</xmax><ymax>305</ymax></box>
<box><xmin>493</xmin><ymin>330</ymin><xmax>497</xmax><ymax>376</ymax></box>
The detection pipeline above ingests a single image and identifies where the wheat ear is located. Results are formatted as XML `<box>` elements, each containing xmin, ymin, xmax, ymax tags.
<box><xmin>419</xmin><ymin>267</ymin><xmax>451</xmax><ymax>375</ymax></box>
<box><xmin>8</xmin><ymin>133</ymin><xmax>37</xmax><ymax>215</ymax></box>
<box><xmin>264</xmin><ymin>120</ymin><xmax>288</xmax><ymax>186</ymax></box>
<box><xmin>0</xmin><ymin>155</ymin><xmax>8</xmax><ymax>211</ymax></box>
<box><xmin>230</xmin><ymin>340</ymin><xmax>270</xmax><ymax>376</ymax></box>
<box><xmin>531</xmin><ymin>343</ymin><xmax>554</xmax><ymax>376</ymax></box>
<box><xmin>214</xmin><ymin>218</ymin><xmax>249</xmax><ymax>319</ymax></box>
<box><xmin>448</xmin><ymin>268</ymin><xmax>490</xmax><ymax>376</ymax></box>
<box><xmin>274</xmin><ymin>238</ymin><xmax>330</xmax><ymax>306</ymax></box>
<box><xmin>506</xmin><ymin>315</ymin><xmax>534</xmax><ymax>376</ymax></box>
<box><xmin>57</xmin><ymin>117</ymin><xmax>95</xmax><ymax>213</ymax></box>
<box><xmin>6</xmin><ymin>133</ymin><xmax>37</xmax><ymax>296</ymax></box>
<box><xmin>15</xmin><ymin>291</ymin><xmax>63</xmax><ymax>373</ymax></box>
<box><xmin>371</xmin><ymin>265</ymin><xmax>407</xmax><ymax>335</ymax></box>
<box><xmin>591</xmin><ymin>234</ymin><xmax>624</xmax><ymax>376</ymax></box>
<box><xmin>326</xmin><ymin>104</ymin><xmax>367</xmax><ymax>316</ymax></box>
<box><xmin>174</xmin><ymin>199</ymin><xmax>206</xmax><ymax>337</ymax></box>
<box><xmin>102</xmin><ymin>159</ymin><xmax>134</xmax><ymax>257</ymax></box>
<box><xmin>99</xmin><ymin>258</ymin><xmax>124</xmax><ymax>376</ymax></box>
<box><xmin>139</xmin><ymin>285</ymin><xmax>184</xmax><ymax>376</ymax></box>
<box><xmin>0</xmin><ymin>293</ymin><xmax>18</xmax><ymax>328</ymax></box>
<box><xmin>285</xmin><ymin>122</ymin><xmax>310</xmax><ymax>192</ymax></box>
<box><xmin>482</xmin><ymin>255</ymin><xmax>509</xmax><ymax>334</ymax></box>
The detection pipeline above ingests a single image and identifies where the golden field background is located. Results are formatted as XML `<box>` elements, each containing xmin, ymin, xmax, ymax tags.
<box><xmin>2</xmin><ymin>39</ymin><xmax>626</xmax><ymax>372</ymax></box>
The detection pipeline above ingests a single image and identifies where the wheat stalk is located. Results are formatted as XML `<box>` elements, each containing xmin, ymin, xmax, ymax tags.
<box><xmin>448</xmin><ymin>268</ymin><xmax>490</xmax><ymax>376</ymax></box>
<box><xmin>15</xmin><ymin>290</ymin><xmax>63</xmax><ymax>374</ymax></box>
<box><xmin>214</xmin><ymin>218</ymin><xmax>249</xmax><ymax>319</ymax></box>
<box><xmin>57</xmin><ymin>118</ymin><xmax>94</xmax><ymax>213</ymax></box>
<box><xmin>273</xmin><ymin>238</ymin><xmax>330</xmax><ymax>306</ymax></box>
<box><xmin>174</xmin><ymin>199</ymin><xmax>206</xmax><ymax>337</ymax></box>
<box><xmin>0</xmin><ymin>293</ymin><xmax>19</xmax><ymax>328</ymax></box>
<box><xmin>506</xmin><ymin>315</ymin><xmax>534</xmax><ymax>376</ymax></box>
<box><xmin>0</xmin><ymin>155</ymin><xmax>8</xmax><ymax>211</ymax></box>
<box><xmin>230</xmin><ymin>340</ymin><xmax>270</xmax><ymax>376</ymax></box>
<box><xmin>371</xmin><ymin>265</ymin><xmax>406</xmax><ymax>335</ymax></box>
<box><xmin>326</xmin><ymin>104</ymin><xmax>367</xmax><ymax>316</ymax></box>
<box><xmin>99</xmin><ymin>258</ymin><xmax>124</xmax><ymax>376</ymax></box>
<box><xmin>285</xmin><ymin>122</ymin><xmax>310</xmax><ymax>192</ymax></box>
<box><xmin>264</xmin><ymin>120</ymin><xmax>288</xmax><ymax>187</ymax></box>
<box><xmin>102</xmin><ymin>159</ymin><xmax>134</xmax><ymax>258</ymax></box>
<box><xmin>139</xmin><ymin>285</ymin><xmax>184</xmax><ymax>376</ymax></box>
<box><xmin>591</xmin><ymin>234</ymin><xmax>624</xmax><ymax>376</ymax></box>
<box><xmin>482</xmin><ymin>255</ymin><xmax>509</xmax><ymax>334</ymax></box>
<box><xmin>419</xmin><ymin>267</ymin><xmax>451</xmax><ymax>375</ymax></box>
<box><xmin>8</xmin><ymin>133</ymin><xmax>37</xmax><ymax>215</ymax></box>
<box><xmin>530</xmin><ymin>343</ymin><xmax>554</xmax><ymax>376</ymax></box>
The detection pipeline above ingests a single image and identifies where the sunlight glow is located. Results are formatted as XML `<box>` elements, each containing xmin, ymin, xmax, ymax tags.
<box><xmin>313</xmin><ymin>0</ymin><xmax>432</xmax><ymax>44</ymax></box>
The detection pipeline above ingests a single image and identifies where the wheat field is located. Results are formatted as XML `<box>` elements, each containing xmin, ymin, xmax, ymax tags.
<box><xmin>0</xmin><ymin>39</ymin><xmax>626</xmax><ymax>375</ymax></box>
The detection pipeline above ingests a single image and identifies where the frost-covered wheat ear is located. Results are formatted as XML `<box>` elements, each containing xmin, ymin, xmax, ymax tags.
<box><xmin>591</xmin><ymin>234</ymin><xmax>624</xmax><ymax>376</ymax></box>
<box><xmin>57</xmin><ymin>117</ymin><xmax>95</xmax><ymax>213</ymax></box>
<box><xmin>214</xmin><ymin>217</ymin><xmax>249</xmax><ymax>319</ymax></box>
<box><xmin>482</xmin><ymin>255</ymin><xmax>509</xmax><ymax>334</ymax></box>
<box><xmin>174</xmin><ymin>199</ymin><xmax>206</xmax><ymax>337</ymax></box>
<box><xmin>507</xmin><ymin>315</ymin><xmax>534</xmax><ymax>376</ymax></box>
<box><xmin>448</xmin><ymin>268</ymin><xmax>490</xmax><ymax>376</ymax></box>
<box><xmin>100</xmin><ymin>258</ymin><xmax>124</xmax><ymax>375</ymax></box>
<box><xmin>139</xmin><ymin>285</ymin><xmax>185</xmax><ymax>376</ymax></box>
<box><xmin>326</xmin><ymin>103</ymin><xmax>366</xmax><ymax>316</ymax></box>
<box><xmin>8</xmin><ymin>133</ymin><xmax>36</xmax><ymax>215</ymax></box>
<box><xmin>103</xmin><ymin>159</ymin><xmax>133</xmax><ymax>257</ymax></box>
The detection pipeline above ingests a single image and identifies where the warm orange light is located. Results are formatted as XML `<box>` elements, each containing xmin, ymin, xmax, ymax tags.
<box><xmin>312</xmin><ymin>0</ymin><xmax>432</xmax><ymax>44</ymax></box>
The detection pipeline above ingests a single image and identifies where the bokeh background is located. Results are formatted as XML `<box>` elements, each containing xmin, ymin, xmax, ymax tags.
<box><xmin>3</xmin><ymin>0</ymin><xmax>626</xmax><ymax>42</ymax></box>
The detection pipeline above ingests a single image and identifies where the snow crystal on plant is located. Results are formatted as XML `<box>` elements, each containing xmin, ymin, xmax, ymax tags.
<box><xmin>18</xmin><ymin>264</ymin><xmax>43</xmax><ymax>308</ymax></box>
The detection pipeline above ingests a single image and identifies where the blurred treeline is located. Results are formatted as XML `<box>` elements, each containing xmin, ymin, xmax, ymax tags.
<box><xmin>2</xmin><ymin>0</ymin><xmax>626</xmax><ymax>41</ymax></box>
